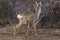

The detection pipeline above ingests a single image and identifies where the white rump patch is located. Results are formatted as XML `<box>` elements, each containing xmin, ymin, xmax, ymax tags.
<box><xmin>17</xmin><ymin>14</ymin><xmax>23</xmax><ymax>18</ymax></box>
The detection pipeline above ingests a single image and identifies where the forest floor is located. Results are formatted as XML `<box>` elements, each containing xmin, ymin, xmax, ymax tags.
<box><xmin>0</xmin><ymin>26</ymin><xmax>60</xmax><ymax>40</ymax></box>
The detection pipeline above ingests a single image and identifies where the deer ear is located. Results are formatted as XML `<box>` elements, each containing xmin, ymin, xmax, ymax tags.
<box><xmin>39</xmin><ymin>2</ymin><xmax>41</xmax><ymax>4</ymax></box>
<box><xmin>36</xmin><ymin>2</ymin><xmax>38</xmax><ymax>4</ymax></box>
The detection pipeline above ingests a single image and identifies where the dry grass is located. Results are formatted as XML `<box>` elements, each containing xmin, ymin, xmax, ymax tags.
<box><xmin>0</xmin><ymin>25</ymin><xmax>60</xmax><ymax>40</ymax></box>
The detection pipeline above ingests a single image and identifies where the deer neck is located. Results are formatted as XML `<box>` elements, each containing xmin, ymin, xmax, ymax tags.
<box><xmin>36</xmin><ymin>7</ymin><xmax>41</xmax><ymax>19</ymax></box>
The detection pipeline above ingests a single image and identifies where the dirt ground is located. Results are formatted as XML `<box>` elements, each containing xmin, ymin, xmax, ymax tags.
<box><xmin>0</xmin><ymin>26</ymin><xmax>60</xmax><ymax>40</ymax></box>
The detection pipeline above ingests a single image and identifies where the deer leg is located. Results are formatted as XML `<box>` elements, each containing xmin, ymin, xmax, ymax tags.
<box><xmin>25</xmin><ymin>23</ymin><xmax>30</xmax><ymax>36</ymax></box>
<box><xmin>13</xmin><ymin>22</ymin><xmax>21</xmax><ymax>37</ymax></box>
<box><xmin>33</xmin><ymin>23</ymin><xmax>38</xmax><ymax>36</ymax></box>
<box><xmin>13</xmin><ymin>27</ymin><xmax>17</xmax><ymax>37</ymax></box>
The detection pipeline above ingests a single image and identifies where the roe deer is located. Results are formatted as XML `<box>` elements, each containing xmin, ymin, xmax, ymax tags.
<box><xmin>13</xmin><ymin>1</ymin><xmax>42</xmax><ymax>36</ymax></box>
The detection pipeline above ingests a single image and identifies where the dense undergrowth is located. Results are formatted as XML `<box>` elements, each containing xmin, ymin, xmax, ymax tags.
<box><xmin>0</xmin><ymin>0</ymin><xmax>60</xmax><ymax>29</ymax></box>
